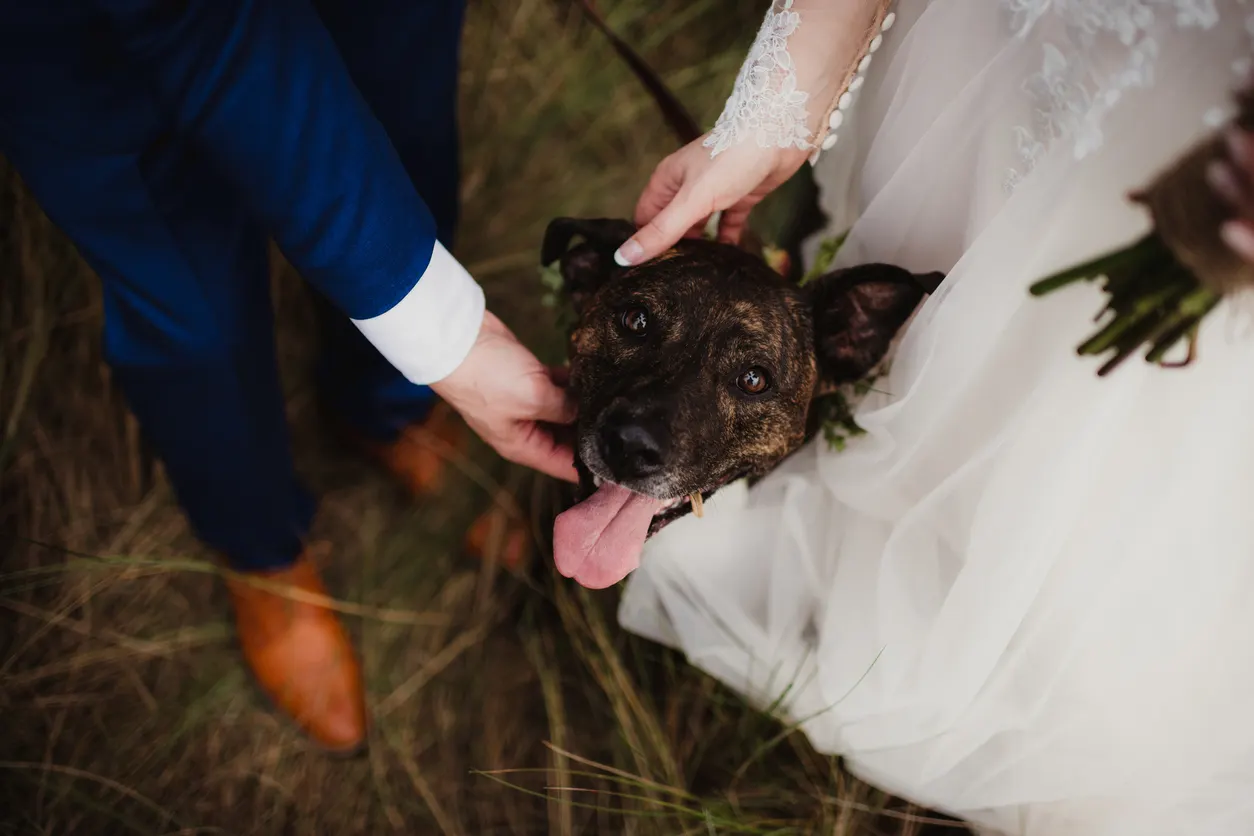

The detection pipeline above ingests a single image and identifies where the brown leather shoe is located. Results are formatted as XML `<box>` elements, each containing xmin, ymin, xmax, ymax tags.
<box><xmin>349</xmin><ymin>403</ymin><xmax>532</xmax><ymax>567</ymax></box>
<box><xmin>464</xmin><ymin>505</ymin><xmax>531</xmax><ymax>571</ymax></box>
<box><xmin>354</xmin><ymin>401</ymin><xmax>466</xmax><ymax>497</ymax></box>
<box><xmin>349</xmin><ymin>402</ymin><xmax>533</xmax><ymax>569</ymax></box>
<box><xmin>226</xmin><ymin>550</ymin><xmax>367</xmax><ymax>753</ymax></box>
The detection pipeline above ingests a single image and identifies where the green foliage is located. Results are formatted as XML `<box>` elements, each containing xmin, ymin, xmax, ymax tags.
<box><xmin>1029</xmin><ymin>231</ymin><xmax>1221</xmax><ymax>376</ymax></box>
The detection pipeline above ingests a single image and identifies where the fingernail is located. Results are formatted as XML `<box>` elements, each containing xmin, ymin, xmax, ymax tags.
<box><xmin>614</xmin><ymin>240</ymin><xmax>644</xmax><ymax>267</ymax></box>
<box><xmin>1221</xmin><ymin>220</ymin><xmax>1254</xmax><ymax>262</ymax></box>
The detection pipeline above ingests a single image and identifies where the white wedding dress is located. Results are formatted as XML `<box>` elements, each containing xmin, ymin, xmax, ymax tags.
<box><xmin>618</xmin><ymin>2</ymin><xmax>1254</xmax><ymax>834</ymax></box>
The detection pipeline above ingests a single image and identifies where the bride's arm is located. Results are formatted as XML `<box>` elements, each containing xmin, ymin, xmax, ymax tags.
<box><xmin>705</xmin><ymin>0</ymin><xmax>894</xmax><ymax>160</ymax></box>
<box><xmin>617</xmin><ymin>0</ymin><xmax>892</xmax><ymax>266</ymax></box>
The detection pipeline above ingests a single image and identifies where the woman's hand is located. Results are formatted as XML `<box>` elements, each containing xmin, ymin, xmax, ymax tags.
<box><xmin>1211</xmin><ymin>126</ymin><xmax>1254</xmax><ymax>264</ymax></box>
<box><xmin>614</xmin><ymin>0</ymin><xmax>890</xmax><ymax>268</ymax></box>
<box><xmin>614</xmin><ymin>138</ymin><xmax>811</xmax><ymax>267</ymax></box>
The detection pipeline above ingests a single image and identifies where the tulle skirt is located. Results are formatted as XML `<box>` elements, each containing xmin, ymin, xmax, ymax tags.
<box><xmin>618</xmin><ymin>3</ymin><xmax>1254</xmax><ymax>833</ymax></box>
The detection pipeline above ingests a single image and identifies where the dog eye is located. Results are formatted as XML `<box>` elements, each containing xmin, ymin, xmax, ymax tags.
<box><xmin>619</xmin><ymin>306</ymin><xmax>649</xmax><ymax>337</ymax></box>
<box><xmin>737</xmin><ymin>367</ymin><xmax>771</xmax><ymax>395</ymax></box>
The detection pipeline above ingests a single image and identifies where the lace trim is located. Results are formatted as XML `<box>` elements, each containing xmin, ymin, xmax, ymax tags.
<box><xmin>704</xmin><ymin>0</ymin><xmax>813</xmax><ymax>157</ymax></box>
<box><xmin>1002</xmin><ymin>0</ymin><xmax>1227</xmax><ymax>193</ymax></box>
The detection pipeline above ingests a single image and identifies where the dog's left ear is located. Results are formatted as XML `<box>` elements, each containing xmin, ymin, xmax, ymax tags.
<box><xmin>808</xmin><ymin>265</ymin><xmax>944</xmax><ymax>385</ymax></box>
<box><xmin>542</xmin><ymin>218</ymin><xmax>637</xmax><ymax>315</ymax></box>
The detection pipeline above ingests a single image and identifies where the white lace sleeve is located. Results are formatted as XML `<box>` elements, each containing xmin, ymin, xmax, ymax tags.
<box><xmin>704</xmin><ymin>0</ymin><xmax>895</xmax><ymax>160</ymax></box>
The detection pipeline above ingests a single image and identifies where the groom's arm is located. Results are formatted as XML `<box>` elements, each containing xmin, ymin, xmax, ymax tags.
<box><xmin>89</xmin><ymin>0</ymin><xmax>483</xmax><ymax>384</ymax></box>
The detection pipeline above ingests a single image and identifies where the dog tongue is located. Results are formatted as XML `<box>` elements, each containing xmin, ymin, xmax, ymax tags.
<box><xmin>553</xmin><ymin>482</ymin><xmax>666</xmax><ymax>589</ymax></box>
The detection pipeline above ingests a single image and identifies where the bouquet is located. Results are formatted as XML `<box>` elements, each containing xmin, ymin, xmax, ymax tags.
<box><xmin>1029</xmin><ymin>83</ymin><xmax>1254</xmax><ymax>376</ymax></box>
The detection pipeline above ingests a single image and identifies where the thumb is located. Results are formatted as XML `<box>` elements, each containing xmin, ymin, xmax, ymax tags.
<box><xmin>529</xmin><ymin>371</ymin><xmax>578</xmax><ymax>425</ymax></box>
<box><xmin>507</xmin><ymin>424</ymin><xmax>579</xmax><ymax>483</ymax></box>
<box><xmin>615</xmin><ymin>188</ymin><xmax>711</xmax><ymax>267</ymax></box>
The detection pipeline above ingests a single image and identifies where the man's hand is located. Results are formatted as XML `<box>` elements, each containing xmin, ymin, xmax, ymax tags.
<box><xmin>432</xmin><ymin>311</ymin><xmax>578</xmax><ymax>482</ymax></box>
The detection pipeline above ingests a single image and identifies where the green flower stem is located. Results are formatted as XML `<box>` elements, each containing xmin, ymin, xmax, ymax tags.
<box><xmin>1142</xmin><ymin>289</ymin><xmax>1221</xmax><ymax>364</ymax></box>
<box><xmin>1028</xmin><ymin>232</ymin><xmax>1162</xmax><ymax>297</ymax></box>
<box><xmin>1076</xmin><ymin>274</ymin><xmax>1191</xmax><ymax>356</ymax></box>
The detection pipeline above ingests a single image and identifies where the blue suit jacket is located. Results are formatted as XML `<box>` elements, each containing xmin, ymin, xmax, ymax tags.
<box><xmin>0</xmin><ymin>0</ymin><xmax>484</xmax><ymax>383</ymax></box>
<box><xmin>87</xmin><ymin>0</ymin><xmax>440</xmax><ymax>322</ymax></box>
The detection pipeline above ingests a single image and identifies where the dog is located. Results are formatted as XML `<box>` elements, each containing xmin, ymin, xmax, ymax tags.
<box><xmin>542</xmin><ymin>217</ymin><xmax>943</xmax><ymax>589</ymax></box>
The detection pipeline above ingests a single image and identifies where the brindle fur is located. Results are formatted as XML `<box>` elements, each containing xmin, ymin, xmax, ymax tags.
<box><xmin>541</xmin><ymin>217</ymin><xmax>944</xmax><ymax>535</ymax></box>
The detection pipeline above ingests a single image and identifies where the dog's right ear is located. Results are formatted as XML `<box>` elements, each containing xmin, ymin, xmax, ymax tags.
<box><xmin>542</xmin><ymin>218</ymin><xmax>637</xmax><ymax>315</ymax></box>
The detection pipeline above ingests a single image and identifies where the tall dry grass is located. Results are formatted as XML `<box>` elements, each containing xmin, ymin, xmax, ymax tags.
<box><xmin>0</xmin><ymin>2</ymin><xmax>966</xmax><ymax>834</ymax></box>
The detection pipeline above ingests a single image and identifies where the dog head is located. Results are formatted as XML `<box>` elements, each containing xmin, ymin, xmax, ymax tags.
<box><xmin>543</xmin><ymin>217</ymin><xmax>942</xmax><ymax>588</ymax></box>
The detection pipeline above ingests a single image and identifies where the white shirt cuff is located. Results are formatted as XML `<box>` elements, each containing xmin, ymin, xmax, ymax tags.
<box><xmin>350</xmin><ymin>241</ymin><xmax>486</xmax><ymax>385</ymax></box>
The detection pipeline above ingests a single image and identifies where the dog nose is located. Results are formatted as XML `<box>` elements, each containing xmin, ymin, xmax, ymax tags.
<box><xmin>598</xmin><ymin>417</ymin><xmax>666</xmax><ymax>480</ymax></box>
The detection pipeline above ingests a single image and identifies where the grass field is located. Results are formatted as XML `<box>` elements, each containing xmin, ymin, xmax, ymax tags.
<box><xmin>0</xmin><ymin>3</ymin><xmax>967</xmax><ymax>833</ymax></box>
